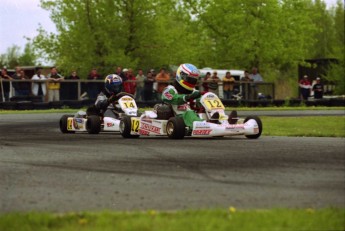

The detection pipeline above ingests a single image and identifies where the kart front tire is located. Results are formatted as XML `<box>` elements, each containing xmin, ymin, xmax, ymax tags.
<box><xmin>120</xmin><ymin>116</ymin><xmax>139</xmax><ymax>138</ymax></box>
<box><xmin>244</xmin><ymin>116</ymin><xmax>263</xmax><ymax>139</ymax></box>
<box><xmin>166</xmin><ymin>117</ymin><xmax>185</xmax><ymax>139</ymax></box>
<box><xmin>86</xmin><ymin>115</ymin><xmax>101</xmax><ymax>134</ymax></box>
<box><xmin>59</xmin><ymin>115</ymin><xmax>75</xmax><ymax>134</ymax></box>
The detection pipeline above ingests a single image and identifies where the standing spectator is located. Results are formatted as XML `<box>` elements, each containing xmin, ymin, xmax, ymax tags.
<box><xmin>31</xmin><ymin>67</ymin><xmax>47</xmax><ymax>101</ymax></box>
<box><xmin>143</xmin><ymin>71</ymin><xmax>155</xmax><ymax>101</ymax></box>
<box><xmin>155</xmin><ymin>68</ymin><xmax>170</xmax><ymax>100</ymax></box>
<box><xmin>222</xmin><ymin>71</ymin><xmax>235</xmax><ymax>99</ymax></box>
<box><xmin>240</xmin><ymin>70</ymin><xmax>252</xmax><ymax>100</ymax></box>
<box><xmin>0</xmin><ymin>67</ymin><xmax>12</xmax><ymax>102</ymax></box>
<box><xmin>47</xmin><ymin>66</ymin><xmax>64</xmax><ymax>102</ymax></box>
<box><xmin>135</xmin><ymin>69</ymin><xmax>145</xmax><ymax>101</ymax></box>
<box><xmin>249</xmin><ymin>67</ymin><xmax>263</xmax><ymax>99</ymax></box>
<box><xmin>202</xmin><ymin>72</ymin><xmax>211</xmax><ymax>92</ymax></box>
<box><xmin>12</xmin><ymin>67</ymin><xmax>30</xmax><ymax>96</ymax></box>
<box><xmin>87</xmin><ymin>68</ymin><xmax>102</xmax><ymax>99</ymax></box>
<box><xmin>65</xmin><ymin>70</ymin><xmax>80</xmax><ymax>100</ymax></box>
<box><xmin>299</xmin><ymin>75</ymin><xmax>311</xmax><ymax>100</ymax></box>
<box><xmin>312</xmin><ymin>77</ymin><xmax>323</xmax><ymax>99</ymax></box>
<box><xmin>208</xmin><ymin>71</ymin><xmax>220</xmax><ymax>95</ymax></box>
<box><xmin>115</xmin><ymin>66</ymin><xmax>127</xmax><ymax>82</ymax></box>
<box><xmin>123</xmin><ymin>68</ymin><xmax>136</xmax><ymax>95</ymax></box>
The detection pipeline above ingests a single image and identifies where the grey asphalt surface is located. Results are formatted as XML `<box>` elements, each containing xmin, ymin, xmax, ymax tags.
<box><xmin>0</xmin><ymin>111</ymin><xmax>344</xmax><ymax>213</ymax></box>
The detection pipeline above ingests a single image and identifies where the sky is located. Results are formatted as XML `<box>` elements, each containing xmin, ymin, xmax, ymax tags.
<box><xmin>0</xmin><ymin>0</ymin><xmax>340</xmax><ymax>54</ymax></box>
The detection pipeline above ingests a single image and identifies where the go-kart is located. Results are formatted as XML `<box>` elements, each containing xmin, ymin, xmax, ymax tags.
<box><xmin>119</xmin><ymin>92</ymin><xmax>262</xmax><ymax>139</ymax></box>
<box><xmin>59</xmin><ymin>92</ymin><xmax>138</xmax><ymax>134</ymax></box>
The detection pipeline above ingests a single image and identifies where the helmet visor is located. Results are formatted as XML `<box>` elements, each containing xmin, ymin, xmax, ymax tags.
<box><xmin>185</xmin><ymin>76</ymin><xmax>198</xmax><ymax>85</ymax></box>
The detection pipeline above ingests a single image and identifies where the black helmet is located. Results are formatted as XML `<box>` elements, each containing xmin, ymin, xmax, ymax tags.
<box><xmin>104</xmin><ymin>74</ymin><xmax>122</xmax><ymax>95</ymax></box>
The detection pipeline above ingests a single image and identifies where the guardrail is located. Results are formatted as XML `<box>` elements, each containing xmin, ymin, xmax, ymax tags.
<box><xmin>0</xmin><ymin>79</ymin><xmax>275</xmax><ymax>102</ymax></box>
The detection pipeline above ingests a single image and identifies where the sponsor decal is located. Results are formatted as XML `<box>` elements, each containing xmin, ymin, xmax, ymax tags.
<box><xmin>139</xmin><ymin>130</ymin><xmax>150</xmax><ymax>135</ymax></box>
<box><xmin>142</xmin><ymin>119</ymin><xmax>153</xmax><ymax>123</ymax></box>
<box><xmin>206</xmin><ymin>94</ymin><xmax>216</xmax><ymax>98</ymax></box>
<box><xmin>226</xmin><ymin>124</ymin><xmax>245</xmax><ymax>129</ymax></box>
<box><xmin>164</xmin><ymin>91</ymin><xmax>173</xmax><ymax>100</ymax></box>
<box><xmin>140</xmin><ymin>123</ymin><xmax>161</xmax><ymax>134</ymax></box>
<box><xmin>177</xmin><ymin>104</ymin><xmax>189</xmax><ymax>111</ymax></box>
<box><xmin>107</xmin><ymin>123</ymin><xmax>114</xmax><ymax>127</ymax></box>
<box><xmin>75</xmin><ymin>118</ymin><xmax>83</xmax><ymax>123</ymax></box>
<box><xmin>120</xmin><ymin>97</ymin><xmax>133</xmax><ymax>101</ymax></box>
<box><xmin>192</xmin><ymin>129</ymin><xmax>212</xmax><ymax>135</ymax></box>
<box><xmin>194</xmin><ymin>121</ymin><xmax>209</xmax><ymax>127</ymax></box>
<box><xmin>73</xmin><ymin>119</ymin><xmax>79</xmax><ymax>129</ymax></box>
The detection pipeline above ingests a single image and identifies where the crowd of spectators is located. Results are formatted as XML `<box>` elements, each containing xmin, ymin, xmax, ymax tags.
<box><xmin>2</xmin><ymin>65</ymin><xmax>322</xmax><ymax>103</ymax></box>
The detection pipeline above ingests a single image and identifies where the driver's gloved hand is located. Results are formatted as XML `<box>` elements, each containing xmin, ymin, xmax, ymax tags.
<box><xmin>185</xmin><ymin>90</ymin><xmax>201</xmax><ymax>101</ymax></box>
<box><xmin>107</xmin><ymin>94</ymin><xmax>117</xmax><ymax>103</ymax></box>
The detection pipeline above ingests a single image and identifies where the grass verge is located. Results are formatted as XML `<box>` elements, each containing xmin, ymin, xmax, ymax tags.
<box><xmin>261</xmin><ymin>116</ymin><xmax>345</xmax><ymax>137</ymax></box>
<box><xmin>0</xmin><ymin>208</ymin><xmax>344</xmax><ymax>231</ymax></box>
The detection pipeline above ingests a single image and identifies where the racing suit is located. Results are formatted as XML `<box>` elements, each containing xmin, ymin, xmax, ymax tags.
<box><xmin>161</xmin><ymin>85</ymin><xmax>203</xmax><ymax>128</ymax></box>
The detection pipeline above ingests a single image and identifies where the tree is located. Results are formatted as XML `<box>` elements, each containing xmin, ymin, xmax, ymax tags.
<box><xmin>33</xmin><ymin>0</ymin><xmax>200</xmax><ymax>77</ymax></box>
<box><xmin>0</xmin><ymin>45</ymin><xmax>21</xmax><ymax>68</ymax></box>
<box><xmin>183</xmin><ymin>0</ymin><xmax>317</xmax><ymax>78</ymax></box>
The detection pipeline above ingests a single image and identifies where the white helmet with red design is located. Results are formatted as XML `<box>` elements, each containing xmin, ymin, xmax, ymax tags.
<box><xmin>176</xmin><ymin>63</ymin><xmax>200</xmax><ymax>91</ymax></box>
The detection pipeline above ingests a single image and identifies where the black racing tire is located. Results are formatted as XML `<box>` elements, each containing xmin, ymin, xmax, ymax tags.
<box><xmin>59</xmin><ymin>114</ymin><xmax>75</xmax><ymax>133</ymax></box>
<box><xmin>154</xmin><ymin>103</ymin><xmax>174</xmax><ymax>120</ymax></box>
<box><xmin>86</xmin><ymin>105</ymin><xmax>100</xmax><ymax>116</ymax></box>
<box><xmin>119</xmin><ymin>116</ymin><xmax>140</xmax><ymax>138</ymax></box>
<box><xmin>86</xmin><ymin>115</ymin><xmax>101</xmax><ymax>134</ymax></box>
<box><xmin>244</xmin><ymin>116</ymin><xmax>263</xmax><ymax>139</ymax></box>
<box><xmin>166</xmin><ymin>117</ymin><xmax>186</xmax><ymax>139</ymax></box>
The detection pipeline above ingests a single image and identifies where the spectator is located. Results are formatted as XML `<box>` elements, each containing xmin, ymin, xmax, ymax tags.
<box><xmin>208</xmin><ymin>71</ymin><xmax>220</xmax><ymax>95</ymax></box>
<box><xmin>143</xmin><ymin>71</ymin><xmax>155</xmax><ymax>101</ymax></box>
<box><xmin>87</xmin><ymin>68</ymin><xmax>102</xmax><ymax>99</ymax></box>
<box><xmin>135</xmin><ymin>69</ymin><xmax>145</xmax><ymax>101</ymax></box>
<box><xmin>155</xmin><ymin>67</ymin><xmax>170</xmax><ymax>100</ymax></box>
<box><xmin>115</xmin><ymin>66</ymin><xmax>127</xmax><ymax>82</ymax></box>
<box><xmin>312</xmin><ymin>77</ymin><xmax>324</xmax><ymax>99</ymax></box>
<box><xmin>249</xmin><ymin>67</ymin><xmax>263</xmax><ymax>99</ymax></box>
<box><xmin>222</xmin><ymin>71</ymin><xmax>235</xmax><ymax>99</ymax></box>
<box><xmin>240</xmin><ymin>70</ymin><xmax>252</xmax><ymax>100</ymax></box>
<box><xmin>202</xmin><ymin>72</ymin><xmax>211</xmax><ymax>92</ymax></box>
<box><xmin>65</xmin><ymin>70</ymin><xmax>80</xmax><ymax>100</ymax></box>
<box><xmin>0</xmin><ymin>67</ymin><xmax>12</xmax><ymax>102</ymax></box>
<box><xmin>31</xmin><ymin>67</ymin><xmax>47</xmax><ymax>101</ymax></box>
<box><xmin>12</xmin><ymin>67</ymin><xmax>30</xmax><ymax>96</ymax></box>
<box><xmin>299</xmin><ymin>75</ymin><xmax>311</xmax><ymax>100</ymax></box>
<box><xmin>150</xmin><ymin>69</ymin><xmax>158</xmax><ymax>99</ymax></box>
<box><xmin>123</xmin><ymin>68</ymin><xmax>136</xmax><ymax>95</ymax></box>
<box><xmin>47</xmin><ymin>66</ymin><xmax>64</xmax><ymax>101</ymax></box>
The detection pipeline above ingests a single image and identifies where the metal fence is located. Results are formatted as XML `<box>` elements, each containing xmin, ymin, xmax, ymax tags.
<box><xmin>0</xmin><ymin>79</ymin><xmax>275</xmax><ymax>102</ymax></box>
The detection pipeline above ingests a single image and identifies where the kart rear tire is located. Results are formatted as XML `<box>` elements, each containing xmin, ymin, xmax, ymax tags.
<box><xmin>166</xmin><ymin>117</ymin><xmax>186</xmax><ymax>139</ymax></box>
<box><xmin>86</xmin><ymin>115</ymin><xmax>101</xmax><ymax>134</ymax></box>
<box><xmin>244</xmin><ymin>116</ymin><xmax>262</xmax><ymax>139</ymax></box>
<box><xmin>120</xmin><ymin>116</ymin><xmax>140</xmax><ymax>138</ymax></box>
<box><xmin>154</xmin><ymin>103</ymin><xmax>174</xmax><ymax>120</ymax></box>
<box><xmin>59</xmin><ymin>115</ymin><xmax>75</xmax><ymax>133</ymax></box>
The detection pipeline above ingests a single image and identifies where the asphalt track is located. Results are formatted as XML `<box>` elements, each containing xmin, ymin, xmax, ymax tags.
<box><xmin>0</xmin><ymin>112</ymin><xmax>344</xmax><ymax>213</ymax></box>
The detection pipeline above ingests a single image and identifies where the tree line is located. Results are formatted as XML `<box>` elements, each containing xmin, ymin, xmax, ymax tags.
<box><xmin>1</xmin><ymin>0</ymin><xmax>344</xmax><ymax>95</ymax></box>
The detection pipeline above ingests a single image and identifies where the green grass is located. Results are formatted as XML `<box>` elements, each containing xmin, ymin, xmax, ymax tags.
<box><xmin>0</xmin><ymin>208</ymin><xmax>343</xmax><ymax>231</ymax></box>
<box><xmin>261</xmin><ymin>116</ymin><xmax>345</xmax><ymax>137</ymax></box>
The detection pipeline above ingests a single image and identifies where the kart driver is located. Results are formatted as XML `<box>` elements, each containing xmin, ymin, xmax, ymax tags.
<box><xmin>161</xmin><ymin>63</ymin><xmax>213</xmax><ymax>128</ymax></box>
<box><xmin>87</xmin><ymin>74</ymin><xmax>124</xmax><ymax>116</ymax></box>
